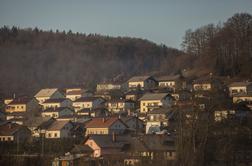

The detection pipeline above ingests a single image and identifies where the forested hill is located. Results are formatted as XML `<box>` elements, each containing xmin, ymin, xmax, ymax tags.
<box><xmin>0</xmin><ymin>27</ymin><xmax>183</xmax><ymax>96</ymax></box>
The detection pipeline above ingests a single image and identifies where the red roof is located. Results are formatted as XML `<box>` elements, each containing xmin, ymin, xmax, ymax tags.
<box><xmin>85</xmin><ymin>117</ymin><xmax>127</xmax><ymax>128</ymax></box>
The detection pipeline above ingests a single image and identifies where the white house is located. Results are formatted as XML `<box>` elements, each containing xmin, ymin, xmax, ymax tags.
<box><xmin>35</xmin><ymin>88</ymin><xmax>64</xmax><ymax>104</ymax></box>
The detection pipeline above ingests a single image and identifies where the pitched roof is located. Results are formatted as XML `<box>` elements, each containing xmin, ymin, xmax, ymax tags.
<box><xmin>74</xmin><ymin>97</ymin><xmax>103</xmax><ymax>102</ymax></box>
<box><xmin>71</xmin><ymin>145</ymin><xmax>93</xmax><ymax>154</ymax></box>
<box><xmin>87</xmin><ymin>135</ymin><xmax>129</xmax><ymax>148</ymax></box>
<box><xmin>43</xmin><ymin>107</ymin><xmax>73</xmax><ymax>113</ymax></box>
<box><xmin>229</xmin><ymin>81</ymin><xmax>252</xmax><ymax>87</ymax></box>
<box><xmin>8</xmin><ymin>97</ymin><xmax>33</xmax><ymax>105</ymax></box>
<box><xmin>46</xmin><ymin>120</ymin><xmax>71</xmax><ymax>131</ymax></box>
<box><xmin>43</xmin><ymin>98</ymin><xmax>68</xmax><ymax>104</ymax></box>
<box><xmin>0</xmin><ymin>122</ymin><xmax>28</xmax><ymax>136</ymax></box>
<box><xmin>85</xmin><ymin>117</ymin><xmax>127</xmax><ymax>128</ymax></box>
<box><xmin>66</xmin><ymin>90</ymin><xmax>83</xmax><ymax>96</ymax></box>
<box><xmin>156</xmin><ymin>75</ymin><xmax>180</xmax><ymax>81</ymax></box>
<box><xmin>35</xmin><ymin>88</ymin><xmax>58</xmax><ymax>97</ymax></box>
<box><xmin>24</xmin><ymin>117</ymin><xmax>52</xmax><ymax>127</ymax></box>
<box><xmin>128</xmin><ymin>76</ymin><xmax>153</xmax><ymax>82</ymax></box>
<box><xmin>139</xmin><ymin>93</ymin><xmax>169</xmax><ymax>101</ymax></box>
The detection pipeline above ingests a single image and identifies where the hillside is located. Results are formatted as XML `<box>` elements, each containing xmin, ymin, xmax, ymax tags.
<box><xmin>0</xmin><ymin>27</ymin><xmax>183</xmax><ymax>96</ymax></box>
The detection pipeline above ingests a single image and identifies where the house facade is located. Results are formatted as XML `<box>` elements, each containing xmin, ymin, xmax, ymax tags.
<box><xmin>41</xmin><ymin>107</ymin><xmax>74</xmax><ymax>118</ymax></box>
<box><xmin>85</xmin><ymin>117</ymin><xmax>128</xmax><ymax>135</ymax></box>
<box><xmin>44</xmin><ymin>120</ymin><xmax>73</xmax><ymax>139</ymax></box>
<box><xmin>73</xmin><ymin>97</ymin><xmax>105</xmax><ymax>112</ymax></box>
<box><xmin>35</xmin><ymin>88</ymin><xmax>64</xmax><ymax>104</ymax></box>
<box><xmin>128</xmin><ymin>76</ymin><xmax>157</xmax><ymax>90</ymax></box>
<box><xmin>229</xmin><ymin>82</ymin><xmax>252</xmax><ymax>97</ymax></box>
<box><xmin>139</xmin><ymin>93</ymin><xmax>173</xmax><ymax>113</ymax></box>
<box><xmin>106</xmin><ymin>99</ymin><xmax>135</xmax><ymax>113</ymax></box>
<box><xmin>41</xmin><ymin>98</ymin><xmax>72</xmax><ymax>110</ymax></box>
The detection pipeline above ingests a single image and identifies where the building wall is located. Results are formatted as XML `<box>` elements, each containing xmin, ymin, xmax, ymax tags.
<box><xmin>193</xmin><ymin>83</ymin><xmax>212</xmax><ymax>91</ymax></box>
<box><xmin>140</xmin><ymin>100</ymin><xmax>162</xmax><ymax>113</ymax></box>
<box><xmin>229</xmin><ymin>86</ymin><xmax>248</xmax><ymax>96</ymax></box>
<box><xmin>86</xmin><ymin>128</ymin><xmax>109</xmax><ymax>135</ymax></box>
<box><xmin>233</xmin><ymin>96</ymin><xmax>252</xmax><ymax>103</ymax></box>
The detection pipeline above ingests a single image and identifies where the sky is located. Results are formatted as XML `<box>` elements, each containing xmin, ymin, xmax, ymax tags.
<box><xmin>0</xmin><ymin>0</ymin><xmax>252</xmax><ymax>49</ymax></box>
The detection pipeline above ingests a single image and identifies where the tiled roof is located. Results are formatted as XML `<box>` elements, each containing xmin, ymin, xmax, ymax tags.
<box><xmin>24</xmin><ymin>117</ymin><xmax>52</xmax><ymax>127</ymax></box>
<box><xmin>128</xmin><ymin>76</ymin><xmax>153</xmax><ymax>82</ymax></box>
<box><xmin>66</xmin><ymin>90</ymin><xmax>83</xmax><ymax>95</ymax></box>
<box><xmin>0</xmin><ymin>122</ymin><xmax>27</xmax><ymax>136</ymax></box>
<box><xmin>229</xmin><ymin>81</ymin><xmax>252</xmax><ymax>87</ymax></box>
<box><xmin>43</xmin><ymin>107</ymin><xmax>73</xmax><ymax>113</ymax></box>
<box><xmin>85</xmin><ymin>117</ymin><xmax>127</xmax><ymax>128</ymax></box>
<box><xmin>156</xmin><ymin>75</ymin><xmax>180</xmax><ymax>81</ymax></box>
<box><xmin>35</xmin><ymin>88</ymin><xmax>58</xmax><ymax>97</ymax></box>
<box><xmin>43</xmin><ymin>98</ymin><xmax>68</xmax><ymax>103</ymax></box>
<box><xmin>8</xmin><ymin>97</ymin><xmax>33</xmax><ymax>105</ymax></box>
<box><xmin>46</xmin><ymin>120</ymin><xmax>71</xmax><ymax>131</ymax></box>
<box><xmin>139</xmin><ymin>93</ymin><xmax>169</xmax><ymax>101</ymax></box>
<box><xmin>74</xmin><ymin>97</ymin><xmax>103</xmax><ymax>102</ymax></box>
<box><xmin>88</xmin><ymin>135</ymin><xmax>129</xmax><ymax>148</ymax></box>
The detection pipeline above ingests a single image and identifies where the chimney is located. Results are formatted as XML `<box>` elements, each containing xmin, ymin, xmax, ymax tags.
<box><xmin>112</xmin><ymin>132</ymin><xmax>116</xmax><ymax>142</ymax></box>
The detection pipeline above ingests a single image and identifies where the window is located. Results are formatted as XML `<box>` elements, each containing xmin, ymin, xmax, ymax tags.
<box><xmin>3</xmin><ymin>137</ymin><xmax>5</xmax><ymax>141</ymax></box>
<box><xmin>48</xmin><ymin>133</ymin><xmax>51</xmax><ymax>138</ymax></box>
<box><xmin>8</xmin><ymin>137</ymin><xmax>11</xmax><ymax>141</ymax></box>
<box><xmin>54</xmin><ymin>133</ymin><xmax>57</xmax><ymax>137</ymax></box>
<box><xmin>143</xmin><ymin>102</ymin><xmax>145</xmax><ymax>106</ymax></box>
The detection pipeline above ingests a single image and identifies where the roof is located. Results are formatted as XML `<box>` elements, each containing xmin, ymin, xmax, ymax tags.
<box><xmin>156</xmin><ymin>75</ymin><xmax>180</xmax><ymax>81</ymax></box>
<box><xmin>87</xmin><ymin>135</ymin><xmax>129</xmax><ymax>148</ymax></box>
<box><xmin>0</xmin><ymin>122</ymin><xmax>28</xmax><ymax>136</ymax></box>
<box><xmin>43</xmin><ymin>107</ymin><xmax>73</xmax><ymax>113</ymax></box>
<box><xmin>148</xmin><ymin>107</ymin><xmax>171</xmax><ymax>114</ymax></box>
<box><xmin>108</xmin><ymin>99</ymin><xmax>135</xmax><ymax>103</ymax></box>
<box><xmin>66</xmin><ymin>90</ymin><xmax>83</xmax><ymax>96</ymax></box>
<box><xmin>139</xmin><ymin>93</ymin><xmax>169</xmax><ymax>101</ymax></box>
<box><xmin>24</xmin><ymin>117</ymin><xmax>52</xmax><ymax>127</ymax></box>
<box><xmin>46</xmin><ymin>120</ymin><xmax>71</xmax><ymax>131</ymax></box>
<box><xmin>71</xmin><ymin>145</ymin><xmax>93</xmax><ymax>154</ymax></box>
<box><xmin>35</xmin><ymin>88</ymin><xmax>58</xmax><ymax>97</ymax></box>
<box><xmin>74</xmin><ymin>97</ymin><xmax>103</xmax><ymax>102</ymax></box>
<box><xmin>229</xmin><ymin>81</ymin><xmax>252</xmax><ymax>87</ymax></box>
<box><xmin>8</xmin><ymin>97</ymin><xmax>33</xmax><ymax>105</ymax></box>
<box><xmin>128</xmin><ymin>76</ymin><xmax>153</xmax><ymax>82</ymax></box>
<box><xmin>43</xmin><ymin>98</ymin><xmax>68</xmax><ymax>104</ymax></box>
<box><xmin>85</xmin><ymin>117</ymin><xmax>127</xmax><ymax>128</ymax></box>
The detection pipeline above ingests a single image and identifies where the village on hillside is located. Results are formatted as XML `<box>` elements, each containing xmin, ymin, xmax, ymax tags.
<box><xmin>0</xmin><ymin>73</ymin><xmax>252</xmax><ymax>166</ymax></box>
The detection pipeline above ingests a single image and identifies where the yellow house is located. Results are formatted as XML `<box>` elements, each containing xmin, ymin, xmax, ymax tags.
<box><xmin>139</xmin><ymin>93</ymin><xmax>173</xmax><ymax>113</ymax></box>
<box><xmin>44</xmin><ymin>120</ymin><xmax>73</xmax><ymax>139</ymax></box>
<box><xmin>232</xmin><ymin>93</ymin><xmax>252</xmax><ymax>103</ymax></box>
<box><xmin>73</xmin><ymin>97</ymin><xmax>105</xmax><ymax>112</ymax></box>
<box><xmin>128</xmin><ymin>76</ymin><xmax>157</xmax><ymax>90</ymax></box>
<box><xmin>229</xmin><ymin>81</ymin><xmax>252</xmax><ymax>97</ymax></box>
<box><xmin>106</xmin><ymin>99</ymin><xmax>135</xmax><ymax>113</ymax></box>
<box><xmin>35</xmin><ymin>88</ymin><xmax>64</xmax><ymax>104</ymax></box>
<box><xmin>65</xmin><ymin>88</ymin><xmax>93</xmax><ymax>101</ymax></box>
<box><xmin>41</xmin><ymin>98</ymin><xmax>72</xmax><ymax>110</ymax></box>
<box><xmin>192</xmin><ymin>76</ymin><xmax>221</xmax><ymax>91</ymax></box>
<box><xmin>157</xmin><ymin>75</ymin><xmax>181</xmax><ymax>91</ymax></box>
<box><xmin>41</xmin><ymin>107</ymin><xmax>74</xmax><ymax>118</ymax></box>
<box><xmin>85</xmin><ymin>117</ymin><xmax>128</xmax><ymax>135</ymax></box>
<box><xmin>5</xmin><ymin>97</ymin><xmax>40</xmax><ymax>113</ymax></box>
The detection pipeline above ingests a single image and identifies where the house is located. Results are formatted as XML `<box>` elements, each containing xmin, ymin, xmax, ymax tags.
<box><xmin>0</xmin><ymin>122</ymin><xmax>31</xmax><ymax>142</ymax></box>
<box><xmin>77</xmin><ymin>108</ymin><xmax>110</xmax><ymax>118</ymax></box>
<box><xmin>73</xmin><ymin>97</ymin><xmax>105</xmax><ymax>112</ymax></box>
<box><xmin>44</xmin><ymin>120</ymin><xmax>73</xmax><ymax>139</ymax></box>
<box><xmin>5</xmin><ymin>97</ymin><xmax>40</xmax><ymax>115</ymax></box>
<box><xmin>124</xmin><ymin>90</ymin><xmax>144</xmax><ymax>101</ymax></box>
<box><xmin>24</xmin><ymin>117</ymin><xmax>55</xmax><ymax>137</ymax></box>
<box><xmin>65</xmin><ymin>88</ymin><xmax>93</xmax><ymax>101</ymax></box>
<box><xmin>106</xmin><ymin>99</ymin><xmax>135</xmax><ymax>113</ymax></box>
<box><xmin>139</xmin><ymin>93</ymin><xmax>173</xmax><ymax>113</ymax></box>
<box><xmin>232</xmin><ymin>93</ymin><xmax>252</xmax><ymax>103</ymax></box>
<box><xmin>41</xmin><ymin>98</ymin><xmax>72</xmax><ymax>110</ymax></box>
<box><xmin>35</xmin><ymin>88</ymin><xmax>64</xmax><ymax>104</ymax></box>
<box><xmin>96</xmin><ymin>82</ymin><xmax>122</xmax><ymax>92</ymax></box>
<box><xmin>41</xmin><ymin>107</ymin><xmax>74</xmax><ymax>118</ymax></box>
<box><xmin>228</xmin><ymin>81</ymin><xmax>252</xmax><ymax>97</ymax></box>
<box><xmin>192</xmin><ymin>76</ymin><xmax>222</xmax><ymax>91</ymax></box>
<box><xmin>84</xmin><ymin>134</ymin><xmax>129</xmax><ymax>158</ymax></box>
<box><xmin>5</xmin><ymin>112</ymin><xmax>26</xmax><ymax>125</ymax></box>
<box><xmin>156</xmin><ymin>75</ymin><xmax>182</xmax><ymax>91</ymax></box>
<box><xmin>128</xmin><ymin>76</ymin><xmax>157</xmax><ymax>90</ymax></box>
<box><xmin>84</xmin><ymin>134</ymin><xmax>176</xmax><ymax>160</ymax></box>
<box><xmin>213</xmin><ymin>106</ymin><xmax>236</xmax><ymax>122</ymax></box>
<box><xmin>85</xmin><ymin>117</ymin><xmax>128</xmax><ymax>135</ymax></box>
<box><xmin>146</xmin><ymin>108</ymin><xmax>175</xmax><ymax>134</ymax></box>
<box><xmin>120</xmin><ymin>116</ymin><xmax>144</xmax><ymax>132</ymax></box>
